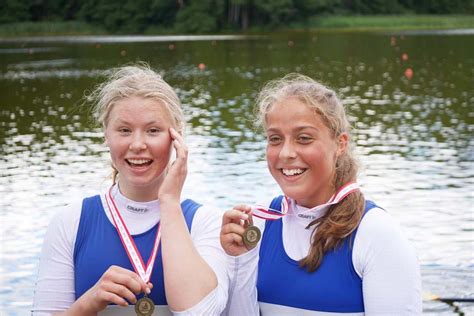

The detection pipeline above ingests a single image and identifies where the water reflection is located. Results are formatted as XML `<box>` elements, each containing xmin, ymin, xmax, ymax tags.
<box><xmin>1</xmin><ymin>31</ymin><xmax>473</xmax><ymax>315</ymax></box>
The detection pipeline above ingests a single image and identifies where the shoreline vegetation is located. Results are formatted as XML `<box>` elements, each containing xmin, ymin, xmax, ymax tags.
<box><xmin>1</xmin><ymin>15</ymin><xmax>473</xmax><ymax>38</ymax></box>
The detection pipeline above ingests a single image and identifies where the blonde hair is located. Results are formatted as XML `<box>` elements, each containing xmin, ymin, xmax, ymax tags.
<box><xmin>88</xmin><ymin>63</ymin><xmax>184</xmax><ymax>183</ymax></box>
<box><xmin>256</xmin><ymin>73</ymin><xmax>365</xmax><ymax>272</ymax></box>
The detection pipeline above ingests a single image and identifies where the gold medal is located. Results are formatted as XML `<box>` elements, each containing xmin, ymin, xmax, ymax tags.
<box><xmin>135</xmin><ymin>294</ymin><xmax>155</xmax><ymax>316</ymax></box>
<box><xmin>243</xmin><ymin>225</ymin><xmax>261</xmax><ymax>249</ymax></box>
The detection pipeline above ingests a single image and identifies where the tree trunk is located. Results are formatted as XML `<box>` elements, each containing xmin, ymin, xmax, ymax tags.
<box><xmin>241</xmin><ymin>5</ymin><xmax>249</xmax><ymax>30</ymax></box>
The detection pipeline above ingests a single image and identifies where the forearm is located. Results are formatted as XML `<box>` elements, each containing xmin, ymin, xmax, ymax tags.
<box><xmin>160</xmin><ymin>200</ymin><xmax>217</xmax><ymax>311</ymax></box>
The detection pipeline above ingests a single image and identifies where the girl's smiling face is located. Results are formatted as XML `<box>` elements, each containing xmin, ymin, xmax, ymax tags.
<box><xmin>104</xmin><ymin>95</ymin><xmax>175</xmax><ymax>201</ymax></box>
<box><xmin>265</xmin><ymin>96</ymin><xmax>348</xmax><ymax>208</ymax></box>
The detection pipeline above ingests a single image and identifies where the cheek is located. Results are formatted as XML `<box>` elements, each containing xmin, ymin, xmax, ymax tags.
<box><xmin>265</xmin><ymin>146</ymin><xmax>277</xmax><ymax>164</ymax></box>
<box><xmin>150</xmin><ymin>137</ymin><xmax>173</xmax><ymax>157</ymax></box>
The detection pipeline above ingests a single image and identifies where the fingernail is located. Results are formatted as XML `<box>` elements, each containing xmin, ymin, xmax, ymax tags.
<box><xmin>146</xmin><ymin>287</ymin><xmax>151</xmax><ymax>294</ymax></box>
<box><xmin>241</xmin><ymin>213</ymin><xmax>249</xmax><ymax>220</ymax></box>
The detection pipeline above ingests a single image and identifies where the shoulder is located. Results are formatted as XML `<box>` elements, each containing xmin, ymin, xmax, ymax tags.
<box><xmin>183</xmin><ymin>201</ymin><xmax>224</xmax><ymax>236</ymax></box>
<box><xmin>192</xmin><ymin>203</ymin><xmax>224</xmax><ymax>226</ymax></box>
<box><xmin>353</xmin><ymin>205</ymin><xmax>418</xmax><ymax>275</ymax></box>
<box><xmin>48</xmin><ymin>198</ymin><xmax>84</xmax><ymax>232</ymax></box>
<box><xmin>46</xmin><ymin>195</ymin><xmax>99</xmax><ymax>248</ymax></box>
<box><xmin>360</xmin><ymin>206</ymin><xmax>402</xmax><ymax>237</ymax></box>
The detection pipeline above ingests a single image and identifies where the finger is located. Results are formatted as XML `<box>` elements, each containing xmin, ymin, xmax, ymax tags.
<box><xmin>248</xmin><ymin>212</ymin><xmax>254</xmax><ymax>226</ymax></box>
<box><xmin>221</xmin><ymin>222</ymin><xmax>247</xmax><ymax>236</ymax></box>
<box><xmin>105</xmin><ymin>266</ymin><xmax>148</xmax><ymax>294</ymax></box>
<box><xmin>170</xmin><ymin>128</ymin><xmax>187</xmax><ymax>153</ymax></box>
<box><xmin>146</xmin><ymin>282</ymin><xmax>154</xmax><ymax>294</ymax></box>
<box><xmin>222</xmin><ymin>209</ymin><xmax>249</xmax><ymax>226</ymax></box>
<box><xmin>169</xmin><ymin>131</ymin><xmax>188</xmax><ymax>168</ymax></box>
<box><xmin>105</xmin><ymin>282</ymin><xmax>138</xmax><ymax>304</ymax></box>
<box><xmin>96</xmin><ymin>290</ymin><xmax>131</xmax><ymax>307</ymax></box>
<box><xmin>221</xmin><ymin>231</ymin><xmax>245</xmax><ymax>249</ymax></box>
<box><xmin>169</xmin><ymin>127</ymin><xmax>184</xmax><ymax>141</ymax></box>
<box><xmin>233</xmin><ymin>204</ymin><xmax>252</xmax><ymax>213</ymax></box>
<box><xmin>172</xmin><ymin>139</ymin><xmax>188</xmax><ymax>164</ymax></box>
<box><xmin>226</xmin><ymin>232</ymin><xmax>245</xmax><ymax>246</ymax></box>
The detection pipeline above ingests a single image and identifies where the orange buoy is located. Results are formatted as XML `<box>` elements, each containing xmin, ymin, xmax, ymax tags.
<box><xmin>120</xmin><ymin>50</ymin><xmax>127</xmax><ymax>56</ymax></box>
<box><xmin>402</xmin><ymin>53</ymin><xmax>408</xmax><ymax>61</ymax></box>
<box><xmin>198</xmin><ymin>63</ymin><xmax>206</xmax><ymax>71</ymax></box>
<box><xmin>404</xmin><ymin>68</ymin><xmax>413</xmax><ymax>79</ymax></box>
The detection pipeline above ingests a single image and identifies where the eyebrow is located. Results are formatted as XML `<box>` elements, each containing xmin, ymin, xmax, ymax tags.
<box><xmin>113</xmin><ymin>118</ymin><xmax>166</xmax><ymax>125</ymax></box>
<box><xmin>267</xmin><ymin>125</ymin><xmax>319</xmax><ymax>133</ymax></box>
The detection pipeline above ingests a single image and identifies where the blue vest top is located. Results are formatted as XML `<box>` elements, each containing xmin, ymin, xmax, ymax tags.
<box><xmin>257</xmin><ymin>197</ymin><xmax>377</xmax><ymax>313</ymax></box>
<box><xmin>73</xmin><ymin>195</ymin><xmax>201</xmax><ymax>304</ymax></box>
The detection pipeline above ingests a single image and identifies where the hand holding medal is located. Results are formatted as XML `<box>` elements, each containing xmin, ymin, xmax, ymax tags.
<box><xmin>71</xmin><ymin>265</ymin><xmax>153</xmax><ymax>315</ymax></box>
<box><xmin>220</xmin><ymin>204</ymin><xmax>253</xmax><ymax>256</ymax></box>
<box><xmin>220</xmin><ymin>199</ymin><xmax>288</xmax><ymax>255</ymax></box>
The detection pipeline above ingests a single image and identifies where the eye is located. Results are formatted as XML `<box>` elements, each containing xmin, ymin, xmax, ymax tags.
<box><xmin>148</xmin><ymin>127</ymin><xmax>161</xmax><ymax>134</ymax></box>
<box><xmin>267</xmin><ymin>135</ymin><xmax>282</xmax><ymax>145</ymax></box>
<box><xmin>297</xmin><ymin>135</ymin><xmax>314</xmax><ymax>144</ymax></box>
<box><xmin>118</xmin><ymin>127</ymin><xmax>131</xmax><ymax>134</ymax></box>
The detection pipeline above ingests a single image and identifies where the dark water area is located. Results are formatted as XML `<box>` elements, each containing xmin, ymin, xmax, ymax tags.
<box><xmin>0</xmin><ymin>31</ymin><xmax>473</xmax><ymax>315</ymax></box>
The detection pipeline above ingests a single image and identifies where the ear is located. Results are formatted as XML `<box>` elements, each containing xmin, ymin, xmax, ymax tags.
<box><xmin>336</xmin><ymin>132</ymin><xmax>348</xmax><ymax>156</ymax></box>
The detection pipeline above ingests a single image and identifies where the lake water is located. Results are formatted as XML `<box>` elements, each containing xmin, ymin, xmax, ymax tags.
<box><xmin>0</xmin><ymin>31</ymin><xmax>473</xmax><ymax>315</ymax></box>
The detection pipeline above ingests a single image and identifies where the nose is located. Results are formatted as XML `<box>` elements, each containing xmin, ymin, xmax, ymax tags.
<box><xmin>279</xmin><ymin>140</ymin><xmax>297</xmax><ymax>160</ymax></box>
<box><xmin>129</xmin><ymin>133</ymin><xmax>147</xmax><ymax>152</ymax></box>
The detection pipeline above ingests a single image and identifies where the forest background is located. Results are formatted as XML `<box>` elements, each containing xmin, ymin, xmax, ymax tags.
<box><xmin>1</xmin><ymin>0</ymin><xmax>473</xmax><ymax>36</ymax></box>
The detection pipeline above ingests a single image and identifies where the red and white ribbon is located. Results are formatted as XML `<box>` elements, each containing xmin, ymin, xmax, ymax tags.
<box><xmin>252</xmin><ymin>182</ymin><xmax>360</xmax><ymax>220</ymax></box>
<box><xmin>252</xmin><ymin>196</ymin><xmax>290</xmax><ymax>220</ymax></box>
<box><xmin>105</xmin><ymin>186</ymin><xmax>160</xmax><ymax>283</ymax></box>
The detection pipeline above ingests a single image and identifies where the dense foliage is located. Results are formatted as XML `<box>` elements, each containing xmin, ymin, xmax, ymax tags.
<box><xmin>1</xmin><ymin>0</ymin><xmax>473</xmax><ymax>33</ymax></box>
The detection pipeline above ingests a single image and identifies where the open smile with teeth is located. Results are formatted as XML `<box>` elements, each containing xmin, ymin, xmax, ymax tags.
<box><xmin>281</xmin><ymin>168</ymin><xmax>306</xmax><ymax>176</ymax></box>
<box><xmin>126</xmin><ymin>159</ymin><xmax>153</xmax><ymax>167</ymax></box>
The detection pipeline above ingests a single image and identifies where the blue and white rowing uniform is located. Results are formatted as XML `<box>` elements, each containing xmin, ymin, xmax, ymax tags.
<box><xmin>224</xmin><ymin>196</ymin><xmax>422</xmax><ymax>316</ymax></box>
<box><xmin>32</xmin><ymin>184</ymin><xmax>229</xmax><ymax>316</ymax></box>
<box><xmin>73</xmin><ymin>194</ymin><xmax>200</xmax><ymax>304</ymax></box>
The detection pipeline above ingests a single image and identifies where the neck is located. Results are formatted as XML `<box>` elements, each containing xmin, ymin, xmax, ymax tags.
<box><xmin>117</xmin><ymin>183</ymin><xmax>158</xmax><ymax>202</ymax></box>
<box><xmin>297</xmin><ymin>186</ymin><xmax>335</xmax><ymax>209</ymax></box>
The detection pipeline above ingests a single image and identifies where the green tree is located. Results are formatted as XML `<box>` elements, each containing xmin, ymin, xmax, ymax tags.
<box><xmin>227</xmin><ymin>0</ymin><xmax>252</xmax><ymax>30</ymax></box>
<box><xmin>345</xmin><ymin>0</ymin><xmax>406</xmax><ymax>14</ymax></box>
<box><xmin>294</xmin><ymin>0</ymin><xmax>341</xmax><ymax>15</ymax></box>
<box><xmin>409</xmin><ymin>0</ymin><xmax>474</xmax><ymax>14</ymax></box>
<box><xmin>79</xmin><ymin>0</ymin><xmax>153</xmax><ymax>33</ymax></box>
<box><xmin>0</xmin><ymin>0</ymin><xmax>31</xmax><ymax>23</ymax></box>
<box><xmin>149</xmin><ymin>0</ymin><xmax>179</xmax><ymax>29</ymax></box>
<box><xmin>253</xmin><ymin>0</ymin><xmax>295</xmax><ymax>27</ymax></box>
<box><xmin>174</xmin><ymin>0</ymin><xmax>224</xmax><ymax>33</ymax></box>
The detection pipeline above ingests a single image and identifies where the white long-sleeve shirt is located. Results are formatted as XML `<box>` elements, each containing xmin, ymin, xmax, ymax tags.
<box><xmin>32</xmin><ymin>185</ymin><xmax>229</xmax><ymax>316</ymax></box>
<box><xmin>224</xmin><ymin>198</ymin><xmax>422</xmax><ymax>316</ymax></box>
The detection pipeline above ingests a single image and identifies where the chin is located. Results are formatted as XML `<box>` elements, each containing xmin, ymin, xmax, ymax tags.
<box><xmin>278</xmin><ymin>186</ymin><xmax>303</xmax><ymax>201</ymax></box>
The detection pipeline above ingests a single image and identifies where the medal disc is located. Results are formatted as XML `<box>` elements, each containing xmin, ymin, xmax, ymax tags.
<box><xmin>243</xmin><ymin>225</ymin><xmax>261</xmax><ymax>248</ymax></box>
<box><xmin>135</xmin><ymin>296</ymin><xmax>155</xmax><ymax>316</ymax></box>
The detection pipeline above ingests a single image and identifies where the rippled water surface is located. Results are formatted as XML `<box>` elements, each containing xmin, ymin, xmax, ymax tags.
<box><xmin>1</xmin><ymin>32</ymin><xmax>473</xmax><ymax>315</ymax></box>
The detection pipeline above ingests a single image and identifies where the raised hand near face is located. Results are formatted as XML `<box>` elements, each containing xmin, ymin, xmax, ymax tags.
<box><xmin>157</xmin><ymin>127</ymin><xmax>188</xmax><ymax>203</ymax></box>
